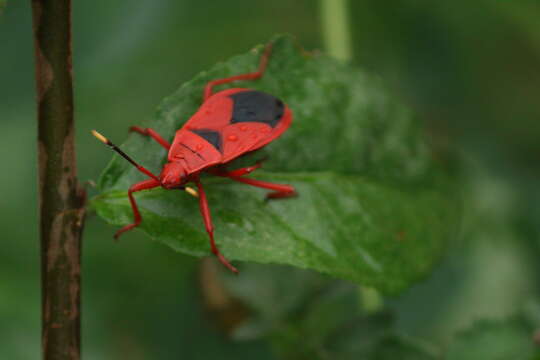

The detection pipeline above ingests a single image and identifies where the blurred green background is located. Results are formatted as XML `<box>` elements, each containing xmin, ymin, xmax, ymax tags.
<box><xmin>1</xmin><ymin>0</ymin><xmax>540</xmax><ymax>358</ymax></box>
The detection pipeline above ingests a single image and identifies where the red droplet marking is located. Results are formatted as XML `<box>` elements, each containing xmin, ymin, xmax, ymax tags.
<box><xmin>196</xmin><ymin>144</ymin><xmax>203</xmax><ymax>150</ymax></box>
<box><xmin>260</xmin><ymin>127</ymin><xmax>271</xmax><ymax>133</ymax></box>
<box><xmin>227</xmin><ymin>134</ymin><xmax>238</xmax><ymax>141</ymax></box>
<box><xmin>240</xmin><ymin>125</ymin><xmax>248</xmax><ymax>131</ymax></box>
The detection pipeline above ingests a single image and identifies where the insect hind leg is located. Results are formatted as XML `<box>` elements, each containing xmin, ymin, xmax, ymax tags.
<box><xmin>228</xmin><ymin>176</ymin><xmax>296</xmax><ymax>200</ymax></box>
<box><xmin>203</xmin><ymin>42</ymin><xmax>273</xmax><ymax>101</ymax></box>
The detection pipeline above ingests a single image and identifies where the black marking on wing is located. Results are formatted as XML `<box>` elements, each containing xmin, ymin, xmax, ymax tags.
<box><xmin>191</xmin><ymin>129</ymin><xmax>223</xmax><ymax>153</ymax></box>
<box><xmin>230</xmin><ymin>91</ymin><xmax>284</xmax><ymax>128</ymax></box>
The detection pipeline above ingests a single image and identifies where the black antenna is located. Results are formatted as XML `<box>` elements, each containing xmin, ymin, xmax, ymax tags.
<box><xmin>92</xmin><ymin>130</ymin><xmax>159</xmax><ymax>181</ymax></box>
<box><xmin>92</xmin><ymin>130</ymin><xmax>198</xmax><ymax>197</ymax></box>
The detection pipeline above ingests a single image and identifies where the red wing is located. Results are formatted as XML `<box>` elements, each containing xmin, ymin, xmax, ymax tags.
<box><xmin>219</xmin><ymin>106</ymin><xmax>292</xmax><ymax>162</ymax></box>
<box><xmin>179</xmin><ymin>88</ymin><xmax>292</xmax><ymax>165</ymax></box>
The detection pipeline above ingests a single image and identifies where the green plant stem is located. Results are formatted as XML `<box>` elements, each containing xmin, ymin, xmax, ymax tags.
<box><xmin>319</xmin><ymin>0</ymin><xmax>353</xmax><ymax>62</ymax></box>
<box><xmin>320</xmin><ymin>0</ymin><xmax>383</xmax><ymax>308</ymax></box>
<box><xmin>31</xmin><ymin>0</ymin><xmax>86</xmax><ymax>359</ymax></box>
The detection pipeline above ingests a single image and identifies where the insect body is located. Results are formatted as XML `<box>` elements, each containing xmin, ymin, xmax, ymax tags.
<box><xmin>93</xmin><ymin>43</ymin><xmax>296</xmax><ymax>273</ymax></box>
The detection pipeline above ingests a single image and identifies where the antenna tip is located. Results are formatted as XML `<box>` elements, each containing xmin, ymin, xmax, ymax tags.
<box><xmin>91</xmin><ymin>130</ymin><xmax>108</xmax><ymax>144</ymax></box>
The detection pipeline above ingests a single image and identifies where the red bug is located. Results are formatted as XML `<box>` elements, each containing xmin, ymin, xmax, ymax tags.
<box><xmin>93</xmin><ymin>43</ymin><xmax>296</xmax><ymax>273</ymax></box>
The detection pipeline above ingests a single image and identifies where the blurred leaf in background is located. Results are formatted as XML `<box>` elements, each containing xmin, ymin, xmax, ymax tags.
<box><xmin>215</xmin><ymin>263</ymin><xmax>440</xmax><ymax>359</ymax></box>
<box><xmin>446</xmin><ymin>317</ymin><xmax>538</xmax><ymax>360</ymax></box>
<box><xmin>350</xmin><ymin>0</ymin><xmax>540</xmax><ymax>231</ymax></box>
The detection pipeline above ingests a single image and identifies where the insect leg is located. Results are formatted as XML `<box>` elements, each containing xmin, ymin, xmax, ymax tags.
<box><xmin>226</xmin><ymin>163</ymin><xmax>262</xmax><ymax>177</ymax></box>
<box><xmin>222</xmin><ymin>160</ymin><xmax>264</xmax><ymax>177</ymax></box>
<box><xmin>196</xmin><ymin>181</ymin><xmax>239</xmax><ymax>274</ymax></box>
<box><xmin>228</xmin><ymin>176</ymin><xmax>296</xmax><ymax>200</ymax></box>
<box><xmin>207</xmin><ymin>157</ymin><xmax>267</xmax><ymax>177</ymax></box>
<box><xmin>129</xmin><ymin>126</ymin><xmax>171</xmax><ymax>150</ymax></box>
<box><xmin>114</xmin><ymin>179</ymin><xmax>161</xmax><ymax>239</ymax></box>
<box><xmin>203</xmin><ymin>42</ymin><xmax>273</xmax><ymax>101</ymax></box>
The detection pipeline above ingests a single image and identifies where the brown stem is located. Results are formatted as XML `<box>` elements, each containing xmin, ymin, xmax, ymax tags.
<box><xmin>31</xmin><ymin>1</ymin><xmax>86</xmax><ymax>359</ymax></box>
<box><xmin>199</xmin><ymin>259</ymin><xmax>250</xmax><ymax>335</ymax></box>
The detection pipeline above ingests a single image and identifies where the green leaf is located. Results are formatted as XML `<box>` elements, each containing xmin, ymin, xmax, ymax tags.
<box><xmin>217</xmin><ymin>263</ymin><xmax>439</xmax><ymax>360</ymax></box>
<box><xmin>91</xmin><ymin>34</ymin><xmax>460</xmax><ymax>294</ymax></box>
<box><xmin>446</xmin><ymin>317</ymin><xmax>539</xmax><ymax>360</ymax></box>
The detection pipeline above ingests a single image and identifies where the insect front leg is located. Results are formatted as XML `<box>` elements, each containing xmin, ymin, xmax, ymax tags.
<box><xmin>195</xmin><ymin>181</ymin><xmax>239</xmax><ymax>274</ymax></box>
<box><xmin>129</xmin><ymin>126</ymin><xmax>171</xmax><ymax>150</ymax></box>
<box><xmin>115</xmin><ymin>179</ymin><xmax>161</xmax><ymax>239</ymax></box>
